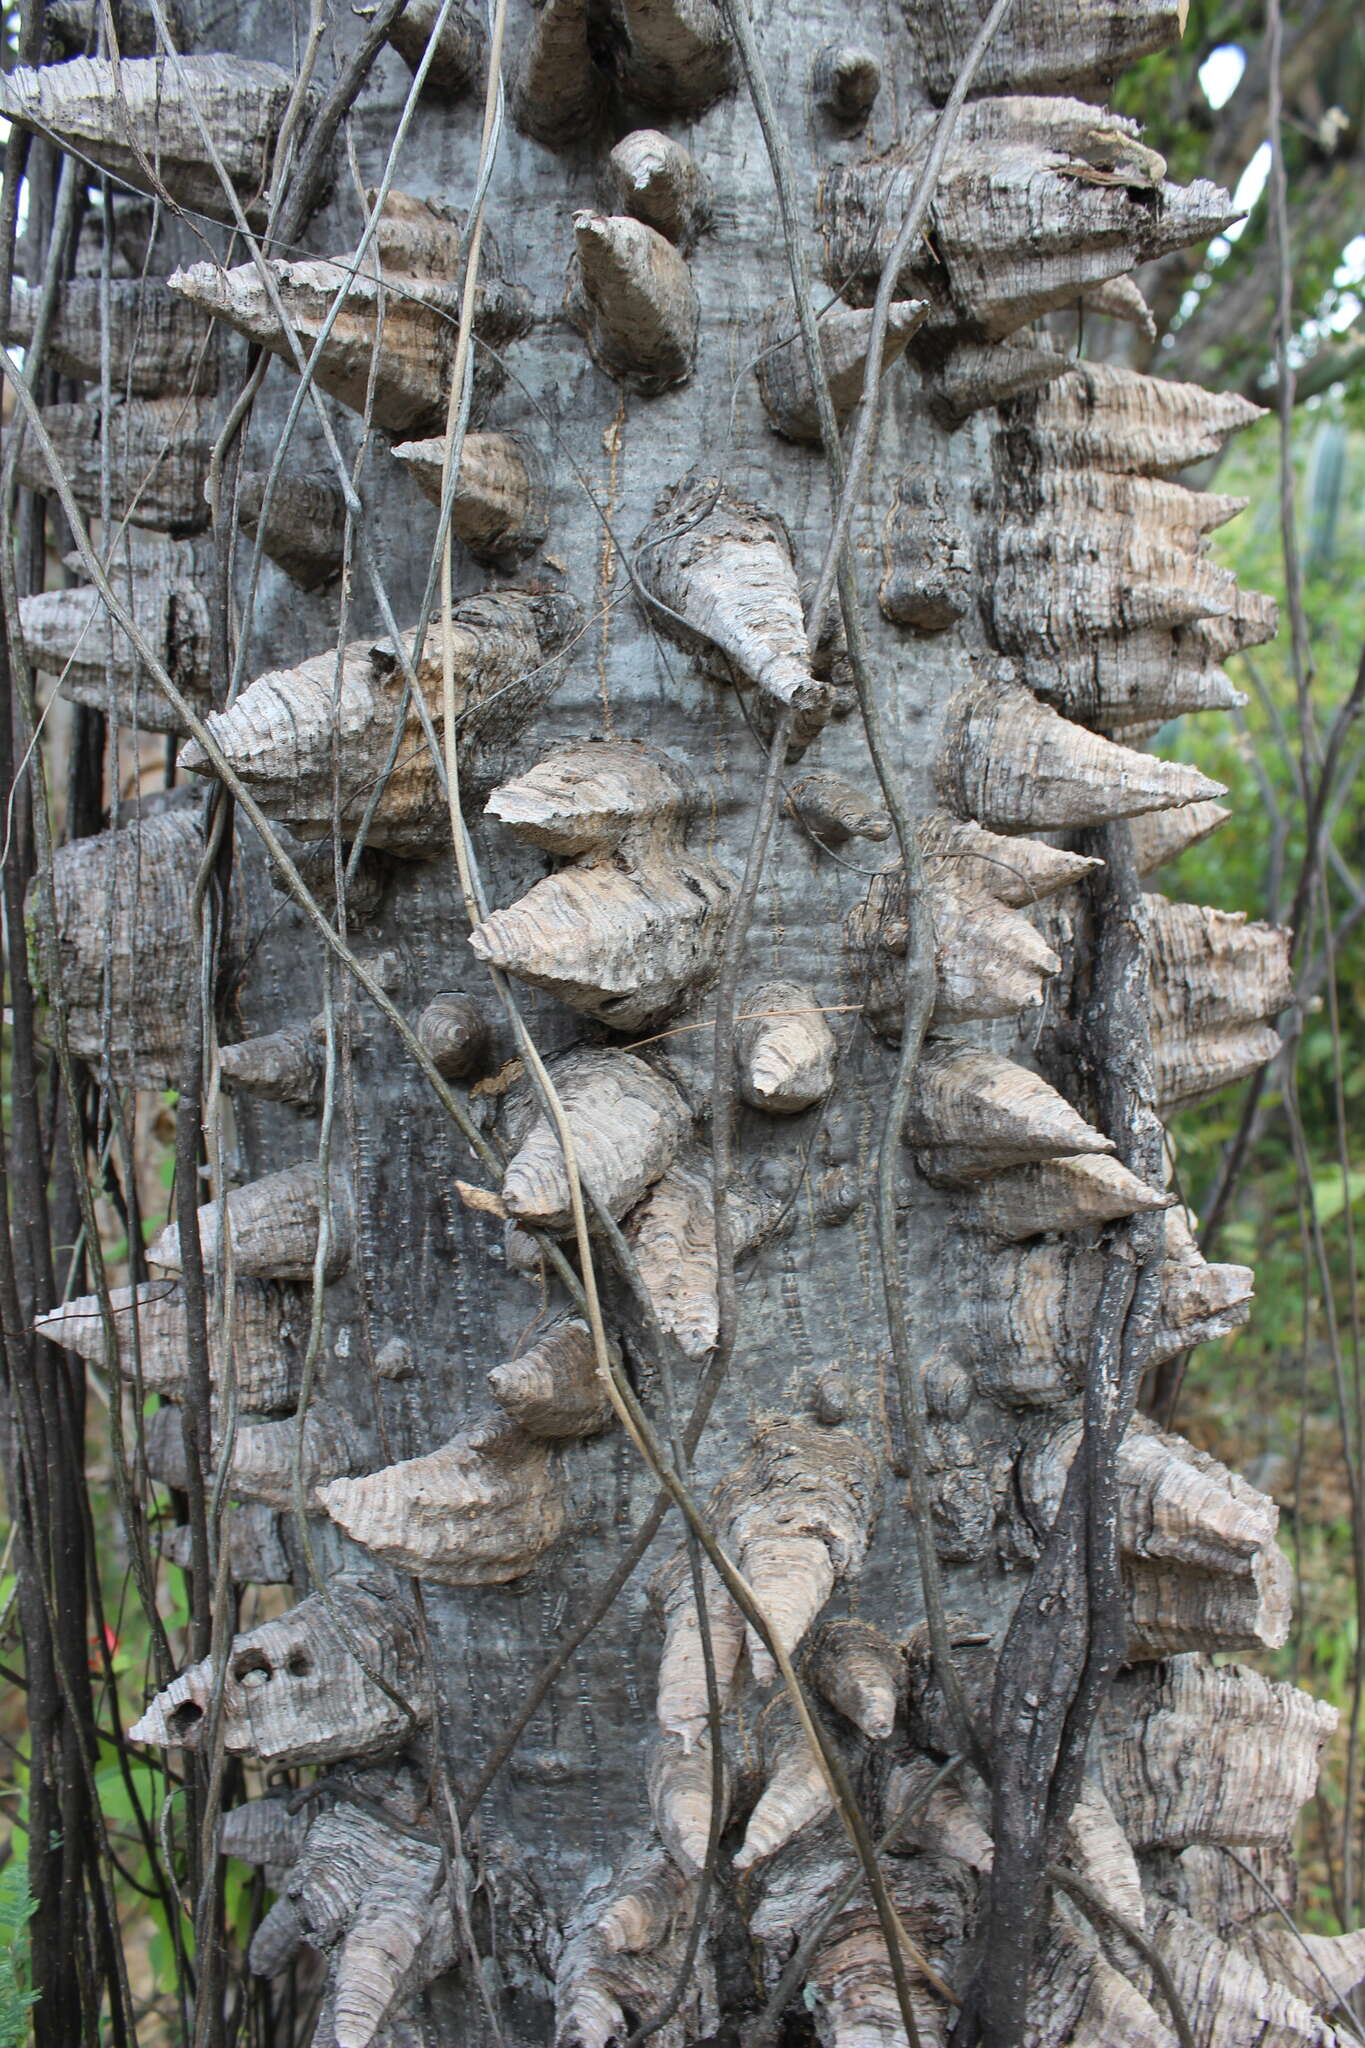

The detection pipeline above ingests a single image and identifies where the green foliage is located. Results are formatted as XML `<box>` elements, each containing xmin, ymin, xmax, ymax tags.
<box><xmin>1156</xmin><ymin>397</ymin><xmax>1365</xmax><ymax>1926</ymax></box>
<box><xmin>1113</xmin><ymin>0</ymin><xmax>1252</xmax><ymax>184</ymax></box>
<box><xmin>1117</xmin><ymin>0</ymin><xmax>1365</xmax><ymax>399</ymax></box>
<box><xmin>1165</xmin><ymin>404</ymin><xmax>1364</xmax><ymax>1412</ymax></box>
<box><xmin>0</xmin><ymin>1860</ymin><xmax>38</xmax><ymax>2046</ymax></box>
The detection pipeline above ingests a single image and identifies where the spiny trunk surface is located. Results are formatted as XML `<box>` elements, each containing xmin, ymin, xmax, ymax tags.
<box><xmin>11</xmin><ymin>0</ymin><xmax>1348</xmax><ymax>2041</ymax></box>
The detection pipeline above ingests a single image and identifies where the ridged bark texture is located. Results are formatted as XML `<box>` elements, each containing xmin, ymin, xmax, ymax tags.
<box><xmin>19</xmin><ymin>0</ymin><xmax>1335</xmax><ymax>2041</ymax></box>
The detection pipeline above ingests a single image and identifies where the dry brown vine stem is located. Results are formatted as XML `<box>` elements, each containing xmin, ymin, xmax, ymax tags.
<box><xmin>444</xmin><ymin>634</ymin><xmax>938</xmax><ymax>2026</ymax></box>
<box><xmin>0</xmin><ymin>370</ymin><xmax>585</xmax><ymax>1298</ymax></box>
<box><xmin>9</xmin><ymin>376</ymin><xmax>593</xmax><ymax>1955</ymax></box>
<box><xmin>411</xmin><ymin>32</ymin><xmax>935</xmax><ymax>2031</ymax></box>
<box><xmin>122</xmin><ymin>0</ymin><xmax>564</xmax><ymax>907</ymax></box>
<box><xmin>447</xmin><ymin>610</ymin><xmax>934</xmax><ymax>2047</ymax></box>
<box><xmin>720</xmin><ymin>0</ymin><xmax>1015</xmax><ymax>1800</ymax></box>
<box><xmin>1046</xmin><ymin>1864</ymin><xmax>1197</xmax><ymax>2048</ymax></box>
<box><xmin>414</xmin><ymin>31</ymin><xmax>776</xmax><ymax>2038</ymax></box>
<box><xmin>210</xmin><ymin>0</ymin><xmax>474</xmax><ymax>706</ymax></box>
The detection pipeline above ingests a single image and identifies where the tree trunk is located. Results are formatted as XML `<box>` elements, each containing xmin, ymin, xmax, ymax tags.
<box><xmin>4</xmin><ymin>0</ymin><xmax>1352</xmax><ymax>2042</ymax></box>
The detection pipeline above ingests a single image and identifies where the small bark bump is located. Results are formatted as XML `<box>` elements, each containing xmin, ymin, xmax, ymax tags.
<box><xmin>147</xmin><ymin>1161</ymin><xmax>354</xmax><ymax>1284</ymax></box>
<box><xmin>566</xmin><ymin>211</ymin><xmax>700</xmax><ymax>393</ymax></box>
<box><xmin>414</xmin><ymin>993</ymin><xmax>491</xmax><ymax>1080</ymax></box>
<box><xmin>635</xmin><ymin>472</ymin><xmax>829</xmax><ymax>717</ymax></box>
<box><xmin>806</xmin><ymin>1617</ymin><xmax>903</xmax><ymax>1740</ymax></box>
<box><xmin>788</xmin><ymin>772</ymin><xmax>892</xmax><ymax>846</ymax></box>
<box><xmin>811</xmin><ymin>42</ymin><xmax>882</xmax><ymax>124</ymax></box>
<box><xmin>391</xmin><ymin>430</ymin><xmax>551</xmax><ymax>562</ymax></box>
<box><xmin>129</xmin><ymin>1577</ymin><xmax>429</xmax><ymax>1767</ymax></box>
<box><xmin>879</xmin><ymin>471</ymin><xmax>973</xmax><ymax>631</ymax></box>
<box><xmin>318</xmin><ymin>1415</ymin><xmax>566</xmax><ymax>1585</ymax></box>
<box><xmin>736</xmin><ymin>979</ymin><xmax>837</xmax><ymax>1114</ymax></box>
<box><xmin>605</xmin><ymin>130</ymin><xmax>711</xmax><ymax>249</ymax></box>
<box><xmin>487</xmin><ymin>1317</ymin><xmax>614</xmax><ymax>1439</ymax></box>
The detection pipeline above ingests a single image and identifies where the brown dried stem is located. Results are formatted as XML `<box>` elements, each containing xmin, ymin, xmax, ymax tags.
<box><xmin>719</xmin><ymin>0</ymin><xmax>1012</xmax><ymax>1786</ymax></box>
<box><xmin>1047</xmin><ymin>1863</ymin><xmax>1196</xmax><ymax>2048</ymax></box>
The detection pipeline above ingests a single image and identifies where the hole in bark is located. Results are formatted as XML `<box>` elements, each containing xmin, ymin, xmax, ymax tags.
<box><xmin>167</xmin><ymin>1701</ymin><xmax>203</xmax><ymax>1740</ymax></box>
<box><xmin>285</xmin><ymin>1649</ymin><xmax>312</xmax><ymax>1678</ymax></box>
<box><xmin>231</xmin><ymin>1648</ymin><xmax>273</xmax><ymax>1687</ymax></box>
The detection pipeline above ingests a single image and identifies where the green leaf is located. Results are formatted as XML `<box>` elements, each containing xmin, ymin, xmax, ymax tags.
<box><xmin>1310</xmin><ymin>1168</ymin><xmax>1365</xmax><ymax>1228</ymax></box>
<box><xmin>0</xmin><ymin>1859</ymin><xmax>38</xmax><ymax>2046</ymax></box>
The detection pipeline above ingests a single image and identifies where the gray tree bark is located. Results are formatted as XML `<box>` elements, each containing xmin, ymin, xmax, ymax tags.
<box><xmin>4</xmin><ymin>0</ymin><xmax>1355</xmax><ymax>2041</ymax></box>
